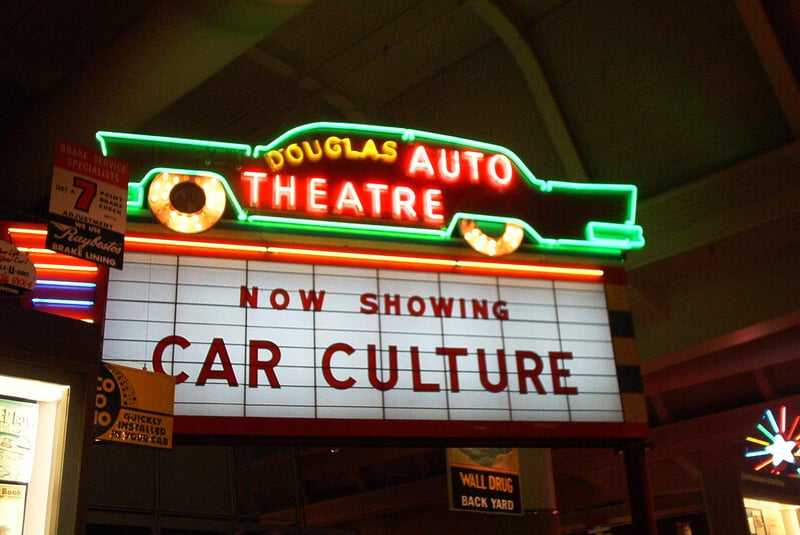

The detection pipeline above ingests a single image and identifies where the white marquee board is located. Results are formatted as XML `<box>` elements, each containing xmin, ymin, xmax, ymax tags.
<box><xmin>101</xmin><ymin>252</ymin><xmax>623</xmax><ymax>429</ymax></box>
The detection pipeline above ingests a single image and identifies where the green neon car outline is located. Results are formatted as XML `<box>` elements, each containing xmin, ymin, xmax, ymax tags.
<box><xmin>97</xmin><ymin>121</ymin><xmax>645</xmax><ymax>256</ymax></box>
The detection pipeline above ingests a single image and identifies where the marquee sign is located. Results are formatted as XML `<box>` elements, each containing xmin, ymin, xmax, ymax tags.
<box><xmin>7</xmin><ymin>122</ymin><xmax>648</xmax><ymax>442</ymax></box>
<box><xmin>95</xmin><ymin>122</ymin><xmax>644</xmax><ymax>257</ymax></box>
<box><xmin>98</xmin><ymin>239</ymin><xmax>647</xmax><ymax>441</ymax></box>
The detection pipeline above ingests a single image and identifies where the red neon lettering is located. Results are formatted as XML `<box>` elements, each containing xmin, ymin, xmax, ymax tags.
<box><xmin>477</xmin><ymin>349</ymin><xmax>508</xmax><ymax>392</ymax></box>
<box><xmin>411</xmin><ymin>346</ymin><xmax>439</xmax><ymax>392</ymax></box>
<box><xmin>240</xmin><ymin>287</ymin><xmax>325</xmax><ymax>311</ymax></box>
<box><xmin>241</xmin><ymin>171</ymin><xmax>267</xmax><ymax>206</ymax></box>
<box><xmin>515</xmin><ymin>350</ymin><xmax>545</xmax><ymax>394</ymax></box>
<box><xmin>407</xmin><ymin>295</ymin><xmax>425</xmax><ymax>316</ymax></box>
<box><xmin>549</xmin><ymin>351</ymin><xmax>578</xmax><ymax>394</ymax></box>
<box><xmin>150</xmin><ymin>338</ymin><xmax>573</xmax><ymax>395</ymax></box>
<box><xmin>334</xmin><ymin>181</ymin><xmax>365</xmax><ymax>216</ymax></box>
<box><xmin>367</xmin><ymin>344</ymin><xmax>399</xmax><ymax>391</ymax></box>
<box><xmin>383</xmin><ymin>294</ymin><xmax>401</xmax><ymax>315</ymax></box>
<box><xmin>429</xmin><ymin>296</ymin><xmax>454</xmax><ymax>317</ymax></box>
<box><xmin>272</xmin><ymin>174</ymin><xmax>296</xmax><ymax>210</ymax></box>
<box><xmin>269</xmin><ymin>288</ymin><xmax>290</xmax><ymax>309</ymax></box>
<box><xmin>322</xmin><ymin>343</ymin><xmax>356</xmax><ymax>389</ymax></box>
<box><xmin>438</xmin><ymin>149</ymin><xmax>460</xmax><ymax>182</ymax></box>
<box><xmin>196</xmin><ymin>338</ymin><xmax>238</xmax><ymax>386</ymax></box>
<box><xmin>152</xmin><ymin>335</ymin><xmax>191</xmax><ymax>384</ymax></box>
<box><xmin>307</xmin><ymin>177</ymin><xmax>327</xmax><ymax>213</ymax></box>
<box><xmin>249</xmin><ymin>340</ymin><xmax>281</xmax><ymax>387</ymax></box>
<box><xmin>357</xmin><ymin>294</ymin><xmax>507</xmax><ymax>319</ymax></box>
<box><xmin>240</xmin><ymin>286</ymin><xmax>258</xmax><ymax>308</ymax></box>
<box><xmin>487</xmin><ymin>154</ymin><xmax>512</xmax><ymax>189</ymax></box>
<box><xmin>472</xmin><ymin>299</ymin><xmax>488</xmax><ymax>319</ymax></box>
<box><xmin>360</xmin><ymin>293</ymin><xmax>379</xmax><ymax>314</ymax></box>
<box><xmin>298</xmin><ymin>289</ymin><xmax>326</xmax><ymax>311</ymax></box>
<box><xmin>423</xmin><ymin>188</ymin><xmax>444</xmax><ymax>225</ymax></box>
<box><xmin>364</xmin><ymin>182</ymin><xmax>388</xmax><ymax>217</ymax></box>
<box><xmin>493</xmin><ymin>301</ymin><xmax>509</xmax><ymax>320</ymax></box>
<box><xmin>407</xmin><ymin>144</ymin><xmax>435</xmax><ymax>177</ymax></box>
<box><xmin>392</xmin><ymin>186</ymin><xmax>417</xmax><ymax>220</ymax></box>
<box><xmin>436</xmin><ymin>347</ymin><xmax>468</xmax><ymax>393</ymax></box>
<box><xmin>405</xmin><ymin>145</ymin><xmax>512</xmax><ymax>191</ymax></box>
<box><xmin>462</xmin><ymin>151</ymin><xmax>484</xmax><ymax>182</ymax></box>
<box><xmin>241</xmin><ymin>175</ymin><xmax>444</xmax><ymax>227</ymax></box>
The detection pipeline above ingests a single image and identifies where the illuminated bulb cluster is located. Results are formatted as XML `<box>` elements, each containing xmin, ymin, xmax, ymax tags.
<box><xmin>459</xmin><ymin>219</ymin><xmax>524</xmax><ymax>257</ymax></box>
<box><xmin>745</xmin><ymin>406</ymin><xmax>800</xmax><ymax>477</ymax></box>
<box><xmin>148</xmin><ymin>172</ymin><xmax>227</xmax><ymax>233</ymax></box>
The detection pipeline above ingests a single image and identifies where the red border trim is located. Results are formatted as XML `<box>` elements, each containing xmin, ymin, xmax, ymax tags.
<box><xmin>4</xmin><ymin>221</ymin><xmax>644</xmax><ymax>443</ymax></box>
<box><xmin>175</xmin><ymin>415</ymin><xmax>649</xmax><ymax>441</ymax></box>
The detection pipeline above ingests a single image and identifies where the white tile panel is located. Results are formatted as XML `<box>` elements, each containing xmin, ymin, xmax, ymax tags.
<box><xmin>104</xmin><ymin>253</ymin><xmax>622</xmax><ymax>425</ymax></box>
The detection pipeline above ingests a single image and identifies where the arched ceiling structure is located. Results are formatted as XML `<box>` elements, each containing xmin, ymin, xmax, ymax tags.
<box><xmin>2</xmin><ymin>0</ymin><xmax>799</xmax><ymax>531</ymax></box>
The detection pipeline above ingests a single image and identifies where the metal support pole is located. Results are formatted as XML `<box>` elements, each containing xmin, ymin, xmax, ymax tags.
<box><xmin>622</xmin><ymin>443</ymin><xmax>658</xmax><ymax>535</ymax></box>
<box><xmin>519</xmin><ymin>448</ymin><xmax>561</xmax><ymax>534</ymax></box>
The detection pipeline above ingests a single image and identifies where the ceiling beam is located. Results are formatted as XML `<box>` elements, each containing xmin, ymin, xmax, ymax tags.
<box><xmin>469</xmin><ymin>0</ymin><xmax>588</xmax><ymax>180</ymax></box>
<box><xmin>244</xmin><ymin>46</ymin><xmax>371</xmax><ymax>125</ymax></box>
<box><xmin>642</xmin><ymin>322</ymin><xmax>800</xmax><ymax>395</ymax></box>
<box><xmin>736</xmin><ymin>0</ymin><xmax>800</xmax><ymax>137</ymax></box>
<box><xmin>0</xmin><ymin>0</ymin><xmax>312</xmax><ymax>213</ymax></box>
<box><xmin>626</xmin><ymin>138</ymin><xmax>800</xmax><ymax>269</ymax></box>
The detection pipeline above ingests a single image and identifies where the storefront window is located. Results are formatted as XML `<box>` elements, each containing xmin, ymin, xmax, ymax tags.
<box><xmin>0</xmin><ymin>375</ymin><xmax>69</xmax><ymax>535</ymax></box>
<box><xmin>744</xmin><ymin>497</ymin><xmax>800</xmax><ymax>535</ymax></box>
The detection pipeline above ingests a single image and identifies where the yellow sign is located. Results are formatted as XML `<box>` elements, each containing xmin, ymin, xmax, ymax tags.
<box><xmin>0</xmin><ymin>482</ymin><xmax>26</xmax><ymax>535</ymax></box>
<box><xmin>447</xmin><ymin>448</ymin><xmax>522</xmax><ymax>515</ymax></box>
<box><xmin>94</xmin><ymin>363</ymin><xmax>175</xmax><ymax>449</ymax></box>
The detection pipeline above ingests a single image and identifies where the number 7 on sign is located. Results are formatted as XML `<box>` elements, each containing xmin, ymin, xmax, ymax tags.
<box><xmin>72</xmin><ymin>176</ymin><xmax>97</xmax><ymax>212</ymax></box>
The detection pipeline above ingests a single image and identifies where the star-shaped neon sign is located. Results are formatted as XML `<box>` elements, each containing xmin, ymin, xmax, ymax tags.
<box><xmin>745</xmin><ymin>406</ymin><xmax>800</xmax><ymax>477</ymax></box>
<box><xmin>765</xmin><ymin>434</ymin><xmax>797</xmax><ymax>466</ymax></box>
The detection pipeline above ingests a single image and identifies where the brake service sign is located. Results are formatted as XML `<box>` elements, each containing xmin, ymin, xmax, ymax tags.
<box><xmin>47</xmin><ymin>139</ymin><xmax>129</xmax><ymax>268</ymax></box>
<box><xmin>97</xmin><ymin>122</ymin><xmax>646</xmax><ymax>440</ymax></box>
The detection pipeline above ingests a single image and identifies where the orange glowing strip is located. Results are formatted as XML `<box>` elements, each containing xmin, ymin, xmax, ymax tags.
<box><xmin>267</xmin><ymin>246</ymin><xmax>603</xmax><ymax>279</ymax></box>
<box><xmin>456</xmin><ymin>260</ymin><xmax>603</xmax><ymax>279</ymax></box>
<box><xmin>29</xmin><ymin>253</ymin><xmax>98</xmax><ymax>269</ymax></box>
<box><xmin>268</xmin><ymin>246</ymin><xmax>456</xmax><ymax>268</ymax></box>
<box><xmin>123</xmin><ymin>235</ymin><xmax>603</xmax><ymax>279</ymax></box>
<box><xmin>16</xmin><ymin>247</ymin><xmax>55</xmax><ymax>255</ymax></box>
<box><xmin>9</xmin><ymin>230</ymin><xmax>101</xmax><ymax>268</ymax></box>
<box><xmin>9</xmin><ymin>226</ymin><xmax>603</xmax><ymax>280</ymax></box>
<box><xmin>7</xmin><ymin>227</ymin><xmax>46</xmax><ymax>236</ymax></box>
<box><xmin>34</xmin><ymin>263</ymin><xmax>99</xmax><ymax>273</ymax></box>
<box><xmin>29</xmin><ymin>252</ymin><xmax>94</xmax><ymax>263</ymax></box>
<box><xmin>125</xmin><ymin>235</ymin><xmax>268</xmax><ymax>253</ymax></box>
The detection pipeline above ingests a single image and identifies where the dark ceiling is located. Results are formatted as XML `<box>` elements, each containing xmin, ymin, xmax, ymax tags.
<box><xmin>3</xmin><ymin>0</ymin><xmax>800</xmax><ymax>532</ymax></box>
<box><xmin>2</xmin><ymin>0</ymin><xmax>796</xmax><ymax>204</ymax></box>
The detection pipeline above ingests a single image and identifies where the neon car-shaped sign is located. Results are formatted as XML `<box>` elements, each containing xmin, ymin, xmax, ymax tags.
<box><xmin>96</xmin><ymin>122</ymin><xmax>644</xmax><ymax>257</ymax></box>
